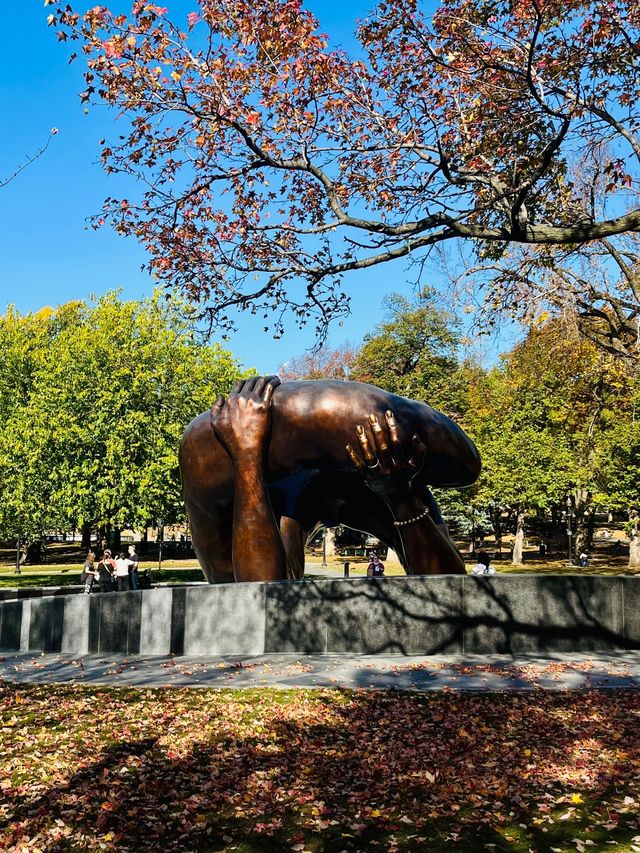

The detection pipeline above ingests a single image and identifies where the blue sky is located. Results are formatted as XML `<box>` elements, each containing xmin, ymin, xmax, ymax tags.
<box><xmin>0</xmin><ymin>1</ymin><xmax>508</xmax><ymax>372</ymax></box>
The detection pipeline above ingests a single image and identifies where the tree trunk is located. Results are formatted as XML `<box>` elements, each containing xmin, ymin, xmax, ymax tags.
<box><xmin>629</xmin><ymin>512</ymin><xmax>640</xmax><ymax>569</ymax></box>
<box><xmin>586</xmin><ymin>510</ymin><xmax>596</xmax><ymax>552</ymax></box>
<box><xmin>81</xmin><ymin>521</ymin><xmax>92</xmax><ymax>550</ymax></box>
<box><xmin>512</xmin><ymin>505</ymin><xmax>526</xmax><ymax>565</ymax></box>
<box><xmin>573</xmin><ymin>489</ymin><xmax>593</xmax><ymax>559</ymax></box>
<box><xmin>466</xmin><ymin>505</ymin><xmax>476</xmax><ymax>554</ymax></box>
<box><xmin>490</xmin><ymin>506</ymin><xmax>503</xmax><ymax>556</ymax></box>
<box><xmin>112</xmin><ymin>527</ymin><xmax>122</xmax><ymax>552</ymax></box>
<box><xmin>140</xmin><ymin>525</ymin><xmax>149</xmax><ymax>556</ymax></box>
<box><xmin>551</xmin><ymin>503</ymin><xmax>562</xmax><ymax>553</ymax></box>
<box><xmin>324</xmin><ymin>527</ymin><xmax>336</xmax><ymax>558</ymax></box>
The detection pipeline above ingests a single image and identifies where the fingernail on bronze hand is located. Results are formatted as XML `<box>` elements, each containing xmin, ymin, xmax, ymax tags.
<box><xmin>345</xmin><ymin>444</ymin><xmax>364</xmax><ymax>470</ymax></box>
<box><xmin>355</xmin><ymin>422</ymin><xmax>377</xmax><ymax>466</ymax></box>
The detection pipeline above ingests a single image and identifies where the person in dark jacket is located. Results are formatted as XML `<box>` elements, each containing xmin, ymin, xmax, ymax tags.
<box><xmin>96</xmin><ymin>549</ymin><xmax>116</xmax><ymax>593</ymax></box>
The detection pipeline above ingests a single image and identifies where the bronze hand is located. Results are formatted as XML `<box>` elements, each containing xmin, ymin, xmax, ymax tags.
<box><xmin>211</xmin><ymin>375</ymin><xmax>281</xmax><ymax>460</ymax></box>
<box><xmin>346</xmin><ymin>410</ymin><xmax>426</xmax><ymax>502</ymax></box>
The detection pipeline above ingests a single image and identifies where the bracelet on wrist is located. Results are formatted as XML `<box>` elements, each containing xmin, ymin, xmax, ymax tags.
<box><xmin>393</xmin><ymin>507</ymin><xmax>430</xmax><ymax>527</ymax></box>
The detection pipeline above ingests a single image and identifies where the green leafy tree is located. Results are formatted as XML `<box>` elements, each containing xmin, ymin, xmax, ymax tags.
<box><xmin>350</xmin><ymin>289</ymin><xmax>467</xmax><ymax>416</ymax></box>
<box><xmin>0</xmin><ymin>307</ymin><xmax>60</xmax><ymax>540</ymax></box>
<box><xmin>593</xmin><ymin>386</ymin><xmax>640</xmax><ymax>566</ymax></box>
<box><xmin>0</xmin><ymin>293</ymin><xmax>244</xmax><ymax>544</ymax></box>
<box><xmin>464</xmin><ymin>318</ymin><xmax>636</xmax><ymax>563</ymax></box>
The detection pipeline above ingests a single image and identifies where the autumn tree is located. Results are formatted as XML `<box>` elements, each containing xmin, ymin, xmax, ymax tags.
<box><xmin>0</xmin><ymin>293</ymin><xmax>243</xmax><ymax>544</ymax></box>
<box><xmin>278</xmin><ymin>342</ymin><xmax>357</xmax><ymax>380</ymax></box>
<box><xmin>465</xmin><ymin>316</ymin><xmax>637</xmax><ymax>563</ymax></box>
<box><xmin>455</xmin><ymin>147</ymin><xmax>640</xmax><ymax>360</ymax></box>
<box><xmin>49</xmin><ymin>0</ymin><xmax>640</xmax><ymax>338</ymax></box>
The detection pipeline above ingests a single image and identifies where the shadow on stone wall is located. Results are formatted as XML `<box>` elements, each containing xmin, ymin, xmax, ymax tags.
<box><xmin>264</xmin><ymin>575</ymin><xmax>635</xmax><ymax>655</ymax></box>
<box><xmin>1</xmin><ymin>575</ymin><xmax>639</xmax><ymax>655</ymax></box>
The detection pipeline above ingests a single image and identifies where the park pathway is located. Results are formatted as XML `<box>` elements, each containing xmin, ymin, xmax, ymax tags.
<box><xmin>1</xmin><ymin>650</ymin><xmax>640</xmax><ymax>691</ymax></box>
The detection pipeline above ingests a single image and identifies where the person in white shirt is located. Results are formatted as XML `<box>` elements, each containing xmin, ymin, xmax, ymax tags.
<box><xmin>470</xmin><ymin>551</ymin><xmax>497</xmax><ymax>575</ymax></box>
<box><xmin>114</xmin><ymin>553</ymin><xmax>134</xmax><ymax>591</ymax></box>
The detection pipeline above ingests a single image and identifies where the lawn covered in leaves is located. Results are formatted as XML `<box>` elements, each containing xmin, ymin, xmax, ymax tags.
<box><xmin>1</xmin><ymin>683</ymin><xmax>640</xmax><ymax>852</ymax></box>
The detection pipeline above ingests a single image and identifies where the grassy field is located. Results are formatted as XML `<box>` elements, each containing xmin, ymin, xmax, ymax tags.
<box><xmin>1</xmin><ymin>682</ymin><xmax>639</xmax><ymax>852</ymax></box>
<box><xmin>0</xmin><ymin>530</ymin><xmax>636</xmax><ymax>588</ymax></box>
<box><xmin>0</xmin><ymin>554</ymin><xmax>637</xmax><ymax>588</ymax></box>
<box><xmin>0</xmin><ymin>567</ymin><xmax>205</xmax><ymax>589</ymax></box>
<box><xmin>304</xmin><ymin>553</ymin><xmax>640</xmax><ymax>577</ymax></box>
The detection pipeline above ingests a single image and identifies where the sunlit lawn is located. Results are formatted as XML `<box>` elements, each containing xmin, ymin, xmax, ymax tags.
<box><xmin>1</xmin><ymin>558</ymin><xmax>637</xmax><ymax>588</ymax></box>
<box><xmin>0</xmin><ymin>531</ymin><xmax>636</xmax><ymax>588</ymax></box>
<box><xmin>0</xmin><ymin>566</ymin><xmax>206</xmax><ymax>588</ymax></box>
<box><xmin>1</xmin><ymin>683</ymin><xmax>639</xmax><ymax>851</ymax></box>
<box><xmin>304</xmin><ymin>554</ymin><xmax>639</xmax><ymax>577</ymax></box>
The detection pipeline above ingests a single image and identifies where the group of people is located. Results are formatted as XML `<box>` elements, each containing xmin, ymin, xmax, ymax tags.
<box><xmin>366</xmin><ymin>551</ymin><xmax>499</xmax><ymax>577</ymax></box>
<box><xmin>81</xmin><ymin>544</ymin><xmax>140</xmax><ymax>594</ymax></box>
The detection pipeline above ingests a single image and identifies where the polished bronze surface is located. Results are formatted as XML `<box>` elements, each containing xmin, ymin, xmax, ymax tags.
<box><xmin>179</xmin><ymin>377</ymin><xmax>481</xmax><ymax>583</ymax></box>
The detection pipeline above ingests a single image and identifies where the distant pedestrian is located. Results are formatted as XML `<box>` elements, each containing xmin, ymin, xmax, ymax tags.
<box><xmin>367</xmin><ymin>554</ymin><xmax>385</xmax><ymax>578</ymax></box>
<box><xmin>127</xmin><ymin>544</ymin><xmax>140</xmax><ymax>590</ymax></box>
<box><xmin>471</xmin><ymin>551</ymin><xmax>497</xmax><ymax>575</ymax></box>
<box><xmin>82</xmin><ymin>550</ymin><xmax>97</xmax><ymax>594</ymax></box>
<box><xmin>579</xmin><ymin>552</ymin><xmax>589</xmax><ymax>568</ymax></box>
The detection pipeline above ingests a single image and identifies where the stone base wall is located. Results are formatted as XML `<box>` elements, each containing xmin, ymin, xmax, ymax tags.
<box><xmin>1</xmin><ymin>575</ymin><xmax>639</xmax><ymax>656</ymax></box>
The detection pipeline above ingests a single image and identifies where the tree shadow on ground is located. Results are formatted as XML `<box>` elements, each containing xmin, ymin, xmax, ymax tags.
<box><xmin>1</xmin><ymin>683</ymin><xmax>640</xmax><ymax>851</ymax></box>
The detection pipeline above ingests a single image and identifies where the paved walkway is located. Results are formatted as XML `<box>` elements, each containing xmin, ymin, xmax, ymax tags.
<box><xmin>1</xmin><ymin>651</ymin><xmax>640</xmax><ymax>692</ymax></box>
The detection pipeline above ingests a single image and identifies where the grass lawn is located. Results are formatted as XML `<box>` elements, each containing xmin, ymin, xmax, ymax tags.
<box><xmin>304</xmin><ymin>554</ymin><xmax>640</xmax><ymax>577</ymax></box>
<box><xmin>1</xmin><ymin>529</ymin><xmax>637</xmax><ymax>587</ymax></box>
<box><xmin>1</xmin><ymin>557</ymin><xmax>638</xmax><ymax>588</ymax></box>
<box><xmin>1</xmin><ymin>683</ymin><xmax>639</xmax><ymax>851</ymax></box>
<box><xmin>0</xmin><ymin>566</ymin><xmax>206</xmax><ymax>588</ymax></box>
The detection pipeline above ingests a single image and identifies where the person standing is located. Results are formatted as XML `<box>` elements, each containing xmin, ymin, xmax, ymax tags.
<box><xmin>128</xmin><ymin>544</ymin><xmax>140</xmax><ymax>590</ymax></box>
<box><xmin>114</xmin><ymin>553</ymin><xmax>132</xmax><ymax>591</ymax></box>
<box><xmin>82</xmin><ymin>550</ymin><xmax>97</xmax><ymax>594</ymax></box>
<box><xmin>96</xmin><ymin>549</ymin><xmax>116</xmax><ymax>593</ymax></box>
<box><xmin>367</xmin><ymin>553</ymin><xmax>385</xmax><ymax>578</ymax></box>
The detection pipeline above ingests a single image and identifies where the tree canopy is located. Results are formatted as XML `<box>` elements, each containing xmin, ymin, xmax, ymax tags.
<box><xmin>278</xmin><ymin>342</ymin><xmax>357</xmax><ymax>381</ymax></box>
<box><xmin>457</xmin><ymin>315</ymin><xmax>639</xmax><ymax>558</ymax></box>
<box><xmin>0</xmin><ymin>293</ymin><xmax>243</xmax><ymax>540</ymax></box>
<box><xmin>49</xmin><ymin>0</ymin><xmax>640</xmax><ymax>339</ymax></box>
<box><xmin>349</xmin><ymin>289</ymin><xmax>466</xmax><ymax>415</ymax></box>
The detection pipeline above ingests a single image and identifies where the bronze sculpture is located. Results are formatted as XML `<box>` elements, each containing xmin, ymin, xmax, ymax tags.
<box><xmin>179</xmin><ymin>377</ymin><xmax>481</xmax><ymax>582</ymax></box>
